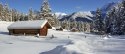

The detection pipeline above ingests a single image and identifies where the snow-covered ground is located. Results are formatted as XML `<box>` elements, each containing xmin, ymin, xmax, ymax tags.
<box><xmin>0</xmin><ymin>21</ymin><xmax>125</xmax><ymax>54</ymax></box>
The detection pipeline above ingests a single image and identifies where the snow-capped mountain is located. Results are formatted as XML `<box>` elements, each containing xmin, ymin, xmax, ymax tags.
<box><xmin>70</xmin><ymin>11</ymin><xmax>93</xmax><ymax>20</ymax></box>
<box><xmin>101</xmin><ymin>2</ymin><xmax>117</xmax><ymax>13</ymax></box>
<box><xmin>54</xmin><ymin>12</ymin><xmax>67</xmax><ymax>19</ymax></box>
<box><xmin>60</xmin><ymin>11</ymin><xmax>93</xmax><ymax>22</ymax></box>
<box><xmin>91</xmin><ymin>2</ymin><xmax>117</xmax><ymax>17</ymax></box>
<box><xmin>60</xmin><ymin>2</ymin><xmax>117</xmax><ymax>22</ymax></box>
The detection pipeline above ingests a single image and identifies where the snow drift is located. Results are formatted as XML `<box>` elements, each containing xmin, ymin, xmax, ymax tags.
<box><xmin>41</xmin><ymin>39</ymin><xmax>94</xmax><ymax>54</ymax></box>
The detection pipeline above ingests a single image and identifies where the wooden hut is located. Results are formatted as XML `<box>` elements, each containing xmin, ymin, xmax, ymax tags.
<box><xmin>8</xmin><ymin>20</ymin><xmax>52</xmax><ymax>36</ymax></box>
<box><xmin>71</xmin><ymin>28</ymin><xmax>79</xmax><ymax>32</ymax></box>
<box><xmin>55</xmin><ymin>26</ymin><xmax>63</xmax><ymax>31</ymax></box>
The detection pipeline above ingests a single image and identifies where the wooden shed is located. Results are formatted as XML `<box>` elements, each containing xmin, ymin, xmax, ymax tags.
<box><xmin>8</xmin><ymin>20</ymin><xmax>52</xmax><ymax>36</ymax></box>
<box><xmin>55</xmin><ymin>26</ymin><xmax>63</xmax><ymax>31</ymax></box>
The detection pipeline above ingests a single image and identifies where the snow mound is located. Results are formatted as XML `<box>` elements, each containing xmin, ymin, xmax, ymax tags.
<box><xmin>103</xmin><ymin>35</ymin><xmax>112</xmax><ymax>40</ymax></box>
<box><xmin>103</xmin><ymin>37</ymin><xmax>109</xmax><ymax>40</ymax></box>
<box><xmin>41</xmin><ymin>40</ymin><xmax>93</xmax><ymax>54</ymax></box>
<box><xmin>0</xmin><ymin>21</ymin><xmax>13</xmax><ymax>32</ymax></box>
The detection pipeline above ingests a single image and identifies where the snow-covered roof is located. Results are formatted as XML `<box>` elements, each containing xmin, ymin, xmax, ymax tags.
<box><xmin>55</xmin><ymin>26</ymin><xmax>62</xmax><ymax>29</ymax></box>
<box><xmin>8</xmin><ymin>20</ymin><xmax>49</xmax><ymax>29</ymax></box>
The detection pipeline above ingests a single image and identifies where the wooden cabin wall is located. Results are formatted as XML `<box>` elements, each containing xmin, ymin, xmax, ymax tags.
<box><xmin>10</xmin><ymin>29</ymin><xmax>40</xmax><ymax>35</ymax></box>
<box><xmin>40</xmin><ymin>25</ymin><xmax>48</xmax><ymax>36</ymax></box>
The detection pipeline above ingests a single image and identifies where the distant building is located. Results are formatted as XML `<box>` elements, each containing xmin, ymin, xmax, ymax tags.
<box><xmin>71</xmin><ymin>28</ymin><xmax>79</xmax><ymax>32</ymax></box>
<box><xmin>55</xmin><ymin>26</ymin><xmax>63</xmax><ymax>31</ymax></box>
<box><xmin>8</xmin><ymin>20</ymin><xmax>52</xmax><ymax>36</ymax></box>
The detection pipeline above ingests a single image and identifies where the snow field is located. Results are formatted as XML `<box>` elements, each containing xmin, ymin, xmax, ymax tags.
<box><xmin>0</xmin><ymin>21</ymin><xmax>125</xmax><ymax>54</ymax></box>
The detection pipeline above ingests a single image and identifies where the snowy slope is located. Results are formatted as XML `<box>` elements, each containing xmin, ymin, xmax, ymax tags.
<box><xmin>60</xmin><ymin>11</ymin><xmax>93</xmax><ymax>22</ymax></box>
<box><xmin>70</xmin><ymin>11</ymin><xmax>93</xmax><ymax>19</ymax></box>
<box><xmin>0</xmin><ymin>21</ymin><xmax>13</xmax><ymax>32</ymax></box>
<box><xmin>54</xmin><ymin>12</ymin><xmax>67</xmax><ymax>19</ymax></box>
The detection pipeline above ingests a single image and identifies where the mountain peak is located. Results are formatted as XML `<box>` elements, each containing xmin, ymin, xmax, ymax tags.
<box><xmin>54</xmin><ymin>12</ymin><xmax>67</xmax><ymax>19</ymax></box>
<box><xmin>101</xmin><ymin>2</ymin><xmax>117</xmax><ymax>13</ymax></box>
<box><xmin>60</xmin><ymin>11</ymin><xmax>93</xmax><ymax>22</ymax></box>
<box><xmin>71</xmin><ymin>11</ymin><xmax>93</xmax><ymax>19</ymax></box>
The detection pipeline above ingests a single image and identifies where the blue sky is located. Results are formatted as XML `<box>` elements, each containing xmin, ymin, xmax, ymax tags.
<box><xmin>0</xmin><ymin>0</ymin><xmax>122</xmax><ymax>14</ymax></box>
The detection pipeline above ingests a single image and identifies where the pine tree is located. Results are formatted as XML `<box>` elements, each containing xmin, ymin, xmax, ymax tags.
<box><xmin>40</xmin><ymin>0</ymin><xmax>55</xmax><ymax>26</ymax></box>
<box><xmin>28</xmin><ymin>8</ymin><xmax>33</xmax><ymax>20</ymax></box>
<box><xmin>94</xmin><ymin>8</ymin><xmax>104</xmax><ymax>34</ymax></box>
<box><xmin>53</xmin><ymin>14</ymin><xmax>59</xmax><ymax>27</ymax></box>
<box><xmin>107</xmin><ymin>7</ymin><xmax>116</xmax><ymax>35</ymax></box>
<box><xmin>0</xmin><ymin>2</ymin><xmax>26</xmax><ymax>21</ymax></box>
<box><xmin>63</xmin><ymin>19</ymin><xmax>67</xmax><ymax>29</ymax></box>
<box><xmin>0</xmin><ymin>3</ymin><xmax>3</xmax><ymax>20</ymax></box>
<box><xmin>105</xmin><ymin>11</ymin><xmax>112</xmax><ymax>34</ymax></box>
<box><xmin>106</xmin><ymin>2</ymin><xmax>124</xmax><ymax>35</ymax></box>
<box><xmin>68</xmin><ymin>20</ymin><xmax>71</xmax><ymax>30</ymax></box>
<box><xmin>40</xmin><ymin>0</ymin><xmax>51</xmax><ymax>19</ymax></box>
<box><xmin>9</xmin><ymin>9</ymin><xmax>13</xmax><ymax>21</ymax></box>
<box><xmin>11</xmin><ymin>9</ymin><xmax>16</xmax><ymax>21</ymax></box>
<box><xmin>119</xmin><ymin>0</ymin><xmax>125</xmax><ymax>34</ymax></box>
<box><xmin>110</xmin><ymin>2</ymin><xmax>125</xmax><ymax>35</ymax></box>
<box><xmin>65</xmin><ymin>19</ymin><xmax>69</xmax><ymax>30</ymax></box>
<box><xmin>19</xmin><ymin>13</ymin><xmax>25</xmax><ymax>21</ymax></box>
<box><xmin>3</xmin><ymin>4</ymin><xmax>9</xmax><ymax>21</ymax></box>
<box><xmin>73</xmin><ymin>20</ymin><xmax>77</xmax><ymax>28</ymax></box>
<box><xmin>24</xmin><ymin>14</ymin><xmax>28</xmax><ymax>21</ymax></box>
<box><xmin>81</xmin><ymin>22</ymin><xmax>85</xmax><ymax>32</ymax></box>
<box><xmin>77</xmin><ymin>21</ymin><xmax>80</xmax><ymax>31</ymax></box>
<box><xmin>34</xmin><ymin>10</ymin><xmax>40</xmax><ymax>20</ymax></box>
<box><xmin>77</xmin><ymin>21</ymin><xmax>83</xmax><ymax>32</ymax></box>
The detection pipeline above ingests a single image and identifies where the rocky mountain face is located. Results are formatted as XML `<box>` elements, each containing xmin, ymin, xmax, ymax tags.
<box><xmin>59</xmin><ymin>11</ymin><xmax>93</xmax><ymax>22</ymax></box>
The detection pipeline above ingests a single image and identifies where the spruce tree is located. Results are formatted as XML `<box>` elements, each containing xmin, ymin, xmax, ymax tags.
<box><xmin>111</xmin><ymin>2</ymin><xmax>125</xmax><ymax>35</ymax></box>
<box><xmin>0</xmin><ymin>3</ymin><xmax>3</xmax><ymax>20</ymax></box>
<box><xmin>108</xmin><ymin>7</ymin><xmax>117</xmax><ymax>35</ymax></box>
<box><xmin>119</xmin><ymin>0</ymin><xmax>125</xmax><ymax>34</ymax></box>
<box><xmin>40</xmin><ymin>0</ymin><xmax>55</xmax><ymax>26</ymax></box>
<box><xmin>11</xmin><ymin>9</ymin><xmax>17</xmax><ymax>21</ymax></box>
<box><xmin>105</xmin><ymin>11</ymin><xmax>111</xmax><ymax>34</ymax></box>
<box><xmin>9</xmin><ymin>9</ymin><xmax>13</xmax><ymax>21</ymax></box>
<box><xmin>94</xmin><ymin>8</ymin><xmax>104</xmax><ymax>34</ymax></box>
<box><xmin>40</xmin><ymin>0</ymin><xmax>51</xmax><ymax>19</ymax></box>
<box><xmin>3</xmin><ymin>4</ymin><xmax>9</xmax><ymax>21</ymax></box>
<box><xmin>28</xmin><ymin>8</ymin><xmax>33</xmax><ymax>20</ymax></box>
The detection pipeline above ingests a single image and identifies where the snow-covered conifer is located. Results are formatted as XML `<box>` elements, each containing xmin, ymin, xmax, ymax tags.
<box><xmin>94</xmin><ymin>8</ymin><xmax>104</xmax><ymax>34</ymax></box>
